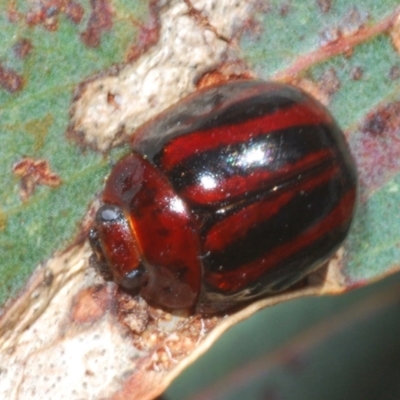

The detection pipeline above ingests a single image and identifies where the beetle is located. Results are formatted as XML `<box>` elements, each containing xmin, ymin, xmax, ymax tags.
<box><xmin>89</xmin><ymin>79</ymin><xmax>358</xmax><ymax>314</ymax></box>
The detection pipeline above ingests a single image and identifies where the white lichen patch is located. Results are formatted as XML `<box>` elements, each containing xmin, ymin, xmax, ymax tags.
<box><xmin>0</xmin><ymin>243</ymin><xmax>144</xmax><ymax>400</ymax></box>
<box><xmin>70</xmin><ymin>0</ymin><xmax>252</xmax><ymax>151</ymax></box>
<box><xmin>17</xmin><ymin>321</ymin><xmax>138</xmax><ymax>400</ymax></box>
<box><xmin>0</xmin><ymin>244</ymin><xmax>91</xmax><ymax>398</ymax></box>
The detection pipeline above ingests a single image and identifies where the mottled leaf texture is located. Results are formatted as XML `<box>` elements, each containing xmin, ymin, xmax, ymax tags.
<box><xmin>0</xmin><ymin>1</ymin><xmax>399</xmax><ymax>399</ymax></box>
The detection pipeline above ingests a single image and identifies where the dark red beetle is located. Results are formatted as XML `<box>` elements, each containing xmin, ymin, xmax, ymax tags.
<box><xmin>89</xmin><ymin>80</ymin><xmax>357</xmax><ymax>314</ymax></box>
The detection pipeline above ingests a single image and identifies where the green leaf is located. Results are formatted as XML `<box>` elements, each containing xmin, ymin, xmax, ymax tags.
<box><xmin>0</xmin><ymin>0</ymin><xmax>153</xmax><ymax>305</ymax></box>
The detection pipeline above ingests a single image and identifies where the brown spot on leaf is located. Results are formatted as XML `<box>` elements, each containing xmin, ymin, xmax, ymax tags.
<box><xmin>13</xmin><ymin>38</ymin><xmax>33</xmax><ymax>59</ymax></box>
<box><xmin>362</xmin><ymin>116</ymin><xmax>385</xmax><ymax>136</ymax></box>
<box><xmin>316</xmin><ymin>0</ymin><xmax>331</xmax><ymax>13</ymax></box>
<box><xmin>279</xmin><ymin>2</ymin><xmax>290</xmax><ymax>17</ymax></box>
<box><xmin>22</xmin><ymin>0</ymin><xmax>84</xmax><ymax>29</ymax></box>
<box><xmin>0</xmin><ymin>64</ymin><xmax>24</xmax><ymax>93</ymax></box>
<box><xmin>70</xmin><ymin>285</ymin><xmax>114</xmax><ymax>324</ymax></box>
<box><xmin>232</xmin><ymin>0</ymin><xmax>271</xmax><ymax>42</ymax></box>
<box><xmin>389</xmin><ymin>65</ymin><xmax>400</xmax><ymax>80</ymax></box>
<box><xmin>240</xmin><ymin>15</ymin><xmax>263</xmax><ymax>40</ymax></box>
<box><xmin>7</xmin><ymin>2</ymin><xmax>20</xmax><ymax>22</ymax></box>
<box><xmin>13</xmin><ymin>157</ymin><xmax>62</xmax><ymax>201</ymax></box>
<box><xmin>361</xmin><ymin>103</ymin><xmax>400</xmax><ymax>136</ymax></box>
<box><xmin>355</xmin><ymin>101</ymin><xmax>400</xmax><ymax>193</ymax></box>
<box><xmin>26</xmin><ymin>0</ymin><xmax>59</xmax><ymax>31</ymax></box>
<box><xmin>319</xmin><ymin>67</ymin><xmax>340</xmax><ymax>97</ymax></box>
<box><xmin>65</xmin><ymin>0</ymin><xmax>84</xmax><ymax>24</ymax></box>
<box><xmin>350</xmin><ymin>66</ymin><xmax>363</xmax><ymax>80</ymax></box>
<box><xmin>126</xmin><ymin>0</ymin><xmax>161</xmax><ymax>62</ymax></box>
<box><xmin>81</xmin><ymin>0</ymin><xmax>113</xmax><ymax>48</ymax></box>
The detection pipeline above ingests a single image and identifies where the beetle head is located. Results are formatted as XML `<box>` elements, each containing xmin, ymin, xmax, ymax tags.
<box><xmin>89</xmin><ymin>204</ymin><xmax>148</xmax><ymax>291</ymax></box>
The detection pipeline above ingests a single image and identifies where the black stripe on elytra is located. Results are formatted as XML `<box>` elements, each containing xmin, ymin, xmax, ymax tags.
<box><xmin>165</xmin><ymin>123</ymin><xmax>338</xmax><ymax>196</ymax></box>
<box><xmin>203</xmin><ymin>221</ymin><xmax>348</xmax><ymax>298</ymax></box>
<box><xmin>192</xmin><ymin>157</ymin><xmax>335</xmax><ymax>235</ymax></box>
<box><xmin>141</xmin><ymin>90</ymin><xmax>302</xmax><ymax>164</ymax></box>
<box><xmin>202</xmin><ymin>176</ymin><xmax>348</xmax><ymax>273</ymax></box>
<box><xmin>189</xmin><ymin>92</ymin><xmax>300</xmax><ymax>132</ymax></box>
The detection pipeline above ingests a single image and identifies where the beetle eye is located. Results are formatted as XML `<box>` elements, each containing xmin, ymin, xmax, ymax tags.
<box><xmin>96</xmin><ymin>205</ymin><xmax>124</xmax><ymax>224</ymax></box>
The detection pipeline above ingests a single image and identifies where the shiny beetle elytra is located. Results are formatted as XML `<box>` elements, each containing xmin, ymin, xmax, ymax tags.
<box><xmin>89</xmin><ymin>80</ymin><xmax>358</xmax><ymax>314</ymax></box>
